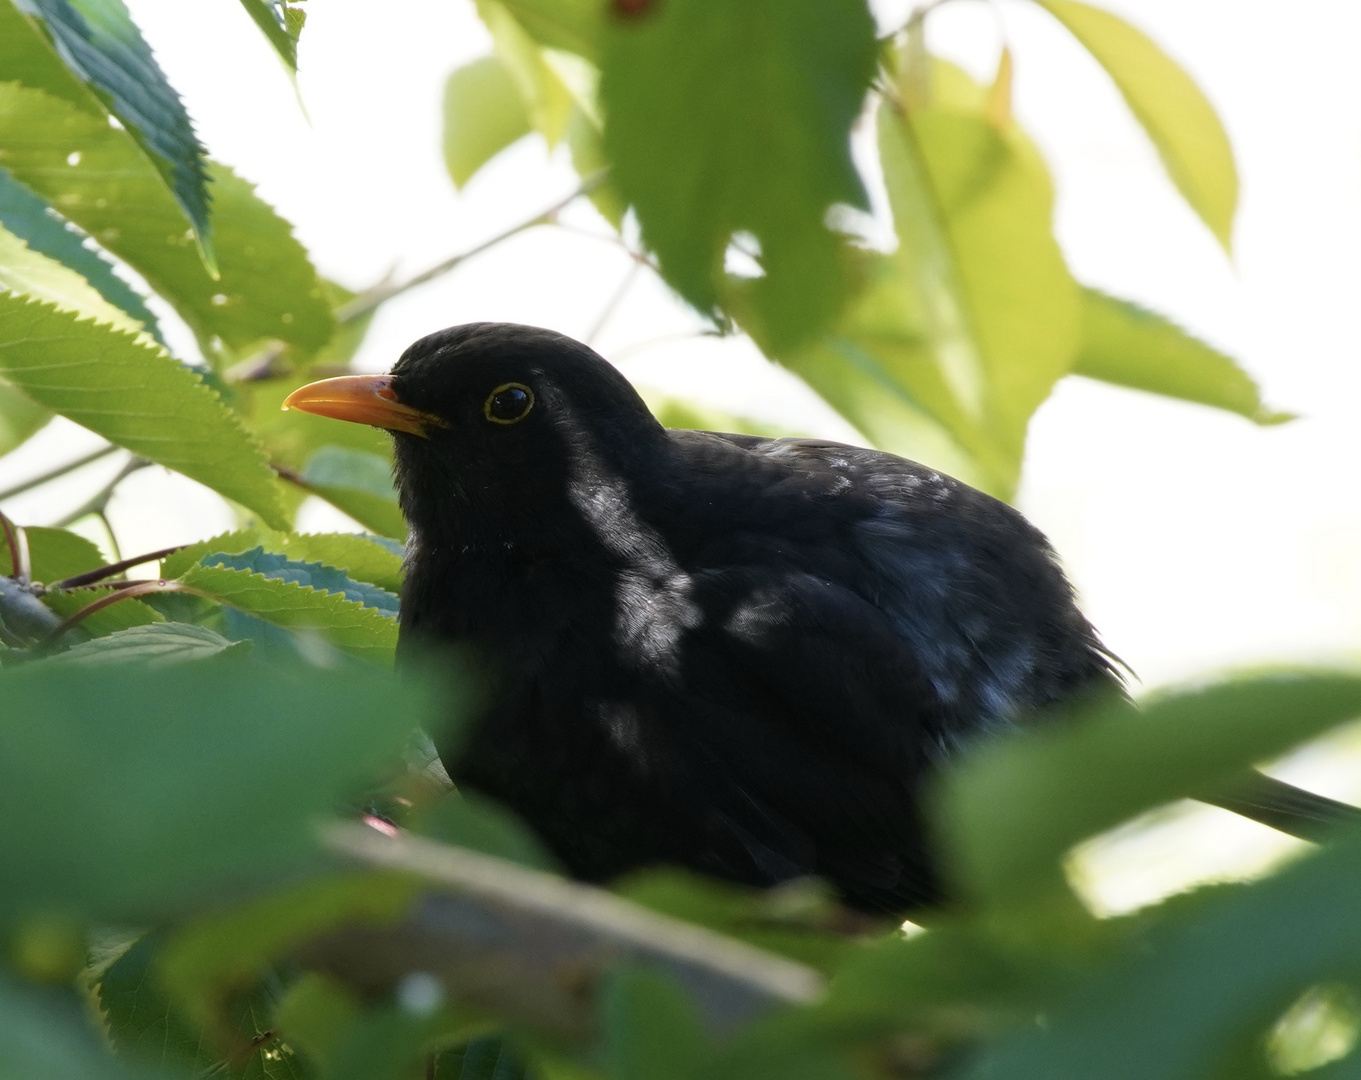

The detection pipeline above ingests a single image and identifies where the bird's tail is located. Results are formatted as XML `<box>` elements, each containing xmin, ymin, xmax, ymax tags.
<box><xmin>1200</xmin><ymin>771</ymin><xmax>1361</xmax><ymax>843</ymax></box>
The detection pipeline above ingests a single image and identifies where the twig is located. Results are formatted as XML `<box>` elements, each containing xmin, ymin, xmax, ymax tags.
<box><xmin>305</xmin><ymin>824</ymin><xmax>821</xmax><ymax>1040</ymax></box>
<box><xmin>54</xmin><ymin>456</ymin><xmax>152</xmax><ymax>529</ymax></box>
<box><xmin>50</xmin><ymin>544</ymin><xmax>188</xmax><ymax>591</ymax></box>
<box><xmin>335</xmin><ymin>172</ymin><xmax>610</xmax><ymax>326</ymax></box>
<box><xmin>608</xmin><ymin>329</ymin><xmax>724</xmax><ymax>364</ymax></box>
<box><xmin>0</xmin><ymin>509</ymin><xmax>26</xmax><ymax>583</ymax></box>
<box><xmin>0</xmin><ymin>444</ymin><xmax>120</xmax><ymax>502</ymax></box>
<box><xmin>585</xmin><ymin>260</ymin><xmax>643</xmax><ymax>346</ymax></box>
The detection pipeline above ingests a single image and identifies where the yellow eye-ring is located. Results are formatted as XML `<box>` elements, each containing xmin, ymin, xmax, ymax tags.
<box><xmin>484</xmin><ymin>382</ymin><xmax>535</xmax><ymax>425</ymax></box>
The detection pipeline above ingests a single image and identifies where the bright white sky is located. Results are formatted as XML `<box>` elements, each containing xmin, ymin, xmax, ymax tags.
<box><xmin>2</xmin><ymin>0</ymin><xmax>1358</xmax><ymax>909</ymax></box>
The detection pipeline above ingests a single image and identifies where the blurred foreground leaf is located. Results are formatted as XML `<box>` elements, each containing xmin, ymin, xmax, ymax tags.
<box><xmin>0</xmin><ymin>656</ymin><xmax>436</xmax><ymax>925</ymax></box>
<box><xmin>940</xmin><ymin>673</ymin><xmax>1361</xmax><ymax>903</ymax></box>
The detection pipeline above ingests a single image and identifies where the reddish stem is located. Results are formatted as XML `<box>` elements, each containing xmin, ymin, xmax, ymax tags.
<box><xmin>45</xmin><ymin>580</ymin><xmax>208</xmax><ymax>640</ymax></box>
<box><xmin>51</xmin><ymin>544</ymin><xmax>188</xmax><ymax>591</ymax></box>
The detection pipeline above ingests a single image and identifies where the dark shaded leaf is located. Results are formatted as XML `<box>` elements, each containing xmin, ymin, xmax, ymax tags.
<box><xmin>301</xmin><ymin>446</ymin><xmax>405</xmax><ymax>540</ymax></box>
<box><xmin>600</xmin><ymin>0</ymin><xmax>877</xmax><ymax>351</ymax></box>
<box><xmin>204</xmin><ymin>546</ymin><xmax>399</xmax><ymax>614</ymax></box>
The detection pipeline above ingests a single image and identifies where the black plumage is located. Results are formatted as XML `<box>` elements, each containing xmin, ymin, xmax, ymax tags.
<box><xmin>377</xmin><ymin>323</ymin><xmax>1120</xmax><ymax>912</ymax></box>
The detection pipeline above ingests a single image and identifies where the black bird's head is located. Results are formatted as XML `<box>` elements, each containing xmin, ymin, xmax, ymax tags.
<box><xmin>283</xmin><ymin>323</ymin><xmax>666</xmax><ymax>546</ymax></box>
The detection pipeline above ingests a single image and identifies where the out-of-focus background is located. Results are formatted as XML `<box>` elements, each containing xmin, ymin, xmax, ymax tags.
<box><xmin>3</xmin><ymin>0</ymin><xmax>1359</xmax><ymax>911</ymax></box>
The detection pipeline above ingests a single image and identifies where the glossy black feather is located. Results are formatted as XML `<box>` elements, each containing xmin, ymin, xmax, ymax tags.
<box><xmin>389</xmin><ymin>323</ymin><xmax>1120</xmax><ymax>911</ymax></box>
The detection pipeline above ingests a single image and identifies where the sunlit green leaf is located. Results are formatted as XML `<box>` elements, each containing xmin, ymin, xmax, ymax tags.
<box><xmin>496</xmin><ymin>0</ymin><xmax>601</xmax><ymax>59</ymax></box>
<box><xmin>180</xmin><ymin>562</ymin><xmax>398</xmax><ymax>665</ymax></box>
<box><xmin>0</xmin><ymin>167</ymin><xmax>160</xmax><ymax>336</ymax></box>
<box><xmin>882</xmin><ymin>97</ymin><xmax>1079</xmax><ymax>484</ymax></box>
<box><xmin>476</xmin><ymin>0</ymin><xmax>574</xmax><ymax>144</ymax></box>
<box><xmin>1034</xmin><ymin>0</ymin><xmax>1238</xmax><ymax>249</ymax></box>
<box><xmin>1074</xmin><ymin>288</ymin><xmax>1291</xmax><ymax>424</ymax></box>
<box><xmin>0</xmin><ymin>264</ymin><xmax>291</xmax><ymax>528</ymax></box>
<box><xmin>0</xmin><ymin>375</ymin><xmax>49</xmax><ymax>455</ymax></box>
<box><xmin>940</xmin><ymin>673</ymin><xmax>1361</xmax><ymax>903</ymax></box>
<box><xmin>285</xmin><ymin>532</ymin><xmax>403</xmax><ymax>595</ymax></box>
<box><xmin>0</xmin><ymin>657</ymin><xmax>434</xmax><ymax>924</ymax></box>
<box><xmin>237</xmin><ymin>0</ymin><xmax>307</xmax><ymax>73</ymax></box>
<box><xmin>600</xmin><ymin>0</ymin><xmax>877</xmax><ymax>351</ymax></box>
<box><xmin>0</xmin><ymin>524</ymin><xmax>103</xmax><ymax>582</ymax></box>
<box><xmin>14</xmin><ymin>0</ymin><xmax>215</xmax><ymax>265</ymax></box>
<box><xmin>0</xmin><ymin>82</ymin><xmax>333</xmax><ymax>358</ymax></box>
<box><xmin>443</xmin><ymin>55</ymin><xmax>532</xmax><ymax>188</ymax></box>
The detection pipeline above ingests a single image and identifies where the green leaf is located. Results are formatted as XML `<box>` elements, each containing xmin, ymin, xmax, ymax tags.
<box><xmin>876</xmin><ymin>93</ymin><xmax>1080</xmax><ymax>488</ymax></box>
<box><xmin>161</xmin><ymin>872</ymin><xmax>421</xmax><ymax>1030</ymax></box>
<box><xmin>14</xmin><ymin>0</ymin><xmax>215</xmax><ymax>266</ymax></box>
<box><xmin>443</xmin><ymin>55</ymin><xmax>532</xmax><ymax>188</ymax></box>
<box><xmin>600</xmin><ymin>0</ymin><xmax>877</xmax><ymax>351</ymax></box>
<box><xmin>285</xmin><ymin>532</ymin><xmax>403</xmax><ymax>595</ymax></box>
<box><xmin>966</xmin><ymin>832</ymin><xmax>1361</xmax><ymax>1080</ymax></box>
<box><xmin>0</xmin><ymin>524</ymin><xmax>103</xmax><ymax>582</ymax></box>
<box><xmin>159</xmin><ymin>525</ymin><xmax>271</xmax><ymax>580</ymax></box>
<box><xmin>0</xmin><ymin>82</ymin><xmax>334</xmax><ymax>358</ymax></box>
<box><xmin>940</xmin><ymin>672</ymin><xmax>1361</xmax><ymax>904</ymax></box>
<box><xmin>0</xmin><ymin>285</ymin><xmax>291</xmax><ymax>530</ymax></box>
<box><xmin>0</xmin><ymin>218</ymin><xmax>142</xmax><ymax>332</ymax></box>
<box><xmin>237</xmin><ymin>0</ymin><xmax>307</xmax><ymax>73</ymax></box>
<box><xmin>0</xmin><ymin>167</ymin><xmax>161</xmax><ymax>336</ymax></box>
<box><xmin>477</xmin><ymin>0</ymin><xmax>574</xmax><ymax>144</ymax></box>
<box><xmin>1033</xmin><ymin>0</ymin><xmax>1238</xmax><ymax>249</ymax></box>
<box><xmin>204</xmin><ymin>546</ymin><xmax>399</xmax><ymax>614</ymax></box>
<box><xmin>496</xmin><ymin>0</ymin><xmax>602</xmax><ymax>59</ymax></box>
<box><xmin>412</xmin><ymin>791</ymin><xmax>557</xmax><ymax>872</ymax></box>
<box><xmin>0</xmin><ymin>976</ymin><xmax>137</xmax><ymax>1080</ymax></box>
<box><xmin>41</xmin><ymin>584</ymin><xmax>163</xmax><ymax>636</ymax></box>
<box><xmin>0</xmin><ymin>376</ymin><xmax>50</xmax><ymax>454</ymax></box>
<box><xmin>98</xmin><ymin>933</ymin><xmax>293</xmax><ymax>1075</ymax></box>
<box><xmin>603</xmin><ymin>968</ymin><xmax>708</xmax><ymax>1080</ymax></box>
<box><xmin>45</xmin><ymin>621</ymin><xmax>242</xmax><ymax>667</ymax></box>
<box><xmin>0</xmin><ymin>656</ymin><xmax>435</xmax><ymax>924</ymax></box>
<box><xmin>180</xmin><ymin>562</ymin><xmax>399</xmax><ymax>665</ymax></box>
<box><xmin>1074</xmin><ymin>288</ymin><xmax>1291</xmax><ymax>424</ymax></box>
<box><xmin>301</xmin><ymin>446</ymin><xmax>406</xmax><ymax>540</ymax></box>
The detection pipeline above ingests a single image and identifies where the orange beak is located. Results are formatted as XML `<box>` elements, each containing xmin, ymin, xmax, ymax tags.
<box><xmin>281</xmin><ymin>375</ymin><xmax>444</xmax><ymax>438</ymax></box>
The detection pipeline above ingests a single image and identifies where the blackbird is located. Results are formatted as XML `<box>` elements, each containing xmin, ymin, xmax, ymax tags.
<box><xmin>284</xmin><ymin>322</ymin><xmax>1124</xmax><ymax>911</ymax></box>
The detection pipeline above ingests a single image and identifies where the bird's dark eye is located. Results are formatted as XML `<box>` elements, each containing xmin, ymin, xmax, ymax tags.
<box><xmin>484</xmin><ymin>382</ymin><xmax>535</xmax><ymax>425</ymax></box>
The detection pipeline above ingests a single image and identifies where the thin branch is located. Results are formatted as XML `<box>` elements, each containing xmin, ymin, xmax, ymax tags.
<box><xmin>0</xmin><ymin>510</ymin><xmax>25</xmax><ymax>582</ymax></box>
<box><xmin>0</xmin><ymin>444</ymin><xmax>120</xmax><ymax>502</ymax></box>
<box><xmin>54</xmin><ymin>456</ymin><xmax>152</xmax><ymax>529</ymax></box>
<box><xmin>335</xmin><ymin>171</ymin><xmax>610</xmax><ymax>326</ymax></box>
<box><xmin>585</xmin><ymin>260</ymin><xmax>643</xmax><ymax>346</ymax></box>
<box><xmin>50</xmin><ymin>544</ymin><xmax>188</xmax><ymax>591</ymax></box>
<box><xmin>305</xmin><ymin>825</ymin><xmax>822</xmax><ymax>1040</ymax></box>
